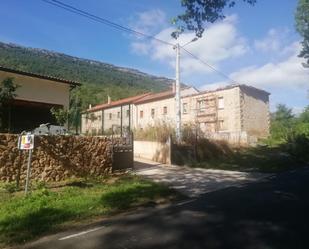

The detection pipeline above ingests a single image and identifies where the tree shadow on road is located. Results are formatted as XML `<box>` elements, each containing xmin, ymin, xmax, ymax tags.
<box><xmin>90</xmin><ymin>170</ymin><xmax>309</xmax><ymax>249</ymax></box>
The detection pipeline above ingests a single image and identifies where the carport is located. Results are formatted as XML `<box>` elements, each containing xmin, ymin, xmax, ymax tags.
<box><xmin>0</xmin><ymin>66</ymin><xmax>80</xmax><ymax>133</ymax></box>
<box><xmin>9</xmin><ymin>99</ymin><xmax>61</xmax><ymax>133</ymax></box>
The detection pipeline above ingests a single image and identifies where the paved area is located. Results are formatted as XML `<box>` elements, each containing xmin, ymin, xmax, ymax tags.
<box><xmin>134</xmin><ymin>158</ymin><xmax>269</xmax><ymax>197</ymax></box>
<box><xmin>22</xmin><ymin>166</ymin><xmax>309</xmax><ymax>249</ymax></box>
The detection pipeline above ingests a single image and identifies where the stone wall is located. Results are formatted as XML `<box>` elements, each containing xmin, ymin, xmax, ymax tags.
<box><xmin>181</xmin><ymin>86</ymin><xmax>242</xmax><ymax>133</ymax></box>
<box><xmin>134</xmin><ymin>140</ymin><xmax>171</xmax><ymax>164</ymax></box>
<box><xmin>205</xmin><ymin>131</ymin><xmax>258</xmax><ymax>146</ymax></box>
<box><xmin>0</xmin><ymin>134</ymin><xmax>113</xmax><ymax>182</ymax></box>
<box><xmin>240</xmin><ymin>85</ymin><xmax>270</xmax><ymax>137</ymax></box>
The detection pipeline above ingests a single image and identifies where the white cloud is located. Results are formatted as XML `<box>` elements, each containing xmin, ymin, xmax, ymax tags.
<box><xmin>129</xmin><ymin>9</ymin><xmax>167</xmax><ymax>35</ymax></box>
<box><xmin>202</xmin><ymin>42</ymin><xmax>308</xmax><ymax>89</ymax></box>
<box><xmin>131</xmin><ymin>41</ymin><xmax>149</xmax><ymax>55</ymax></box>
<box><xmin>129</xmin><ymin>10</ymin><xmax>308</xmax><ymax>110</ymax></box>
<box><xmin>254</xmin><ymin>29</ymin><xmax>282</xmax><ymax>52</ymax></box>
<box><xmin>230</xmin><ymin>43</ymin><xmax>309</xmax><ymax>89</ymax></box>
<box><xmin>253</xmin><ymin>28</ymin><xmax>297</xmax><ymax>58</ymax></box>
<box><xmin>130</xmin><ymin>14</ymin><xmax>249</xmax><ymax>74</ymax></box>
<box><xmin>200</xmin><ymin>82</ymin><xmax>228</xmax><ymax>91</ymax></box>
<box><xmin>202</xmin><ymin>43</ymin><xmax>309</xmax><ymax>111</ymax></box>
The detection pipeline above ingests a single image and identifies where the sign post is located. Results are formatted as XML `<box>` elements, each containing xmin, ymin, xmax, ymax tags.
<box><xmin>18</xmin><ymin>134</ymin><xmax>34</xmax><ymax>195</ymax></box>
<box><xmin>25</xmin><ymin>149</ymin><xmax>33</xmax><ymax>194</ymax></box>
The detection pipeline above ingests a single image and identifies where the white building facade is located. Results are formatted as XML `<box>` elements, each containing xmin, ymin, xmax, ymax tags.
<box><xmin>81</xmin><ymin>84</ymin><xmax>270</xmax><ymax>139</ymax></box>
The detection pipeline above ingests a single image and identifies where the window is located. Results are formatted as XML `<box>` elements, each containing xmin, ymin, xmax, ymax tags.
<box><xmin>218</xmin><ymin>120</ymin><xmax>225</xmax><ymax>130</ymax></box>
<box><xmin>98</xmin><ymin>115</ymin><xmax>101</xmax><ymax>121</ymax></box>
<box><xmin>197</xmin><ymin>99</ymin><xmax>206</xmax><ymax>112</ymax></box>
<box><xmin>218</xmin><ymin>97</ymin><xmax>224</xmax><ymax>109</ymax></box>
<box><xmin>163</xmin><ymin>106</ymin><xmax>167</xmax><ymax>115</ymax></box>
<box><xmin>109</xmin><ymin>113</ymin><xmax>112</xmax><ymax>120</ymax></box>
<box><xmin>140</xmin><ymin>110</ymin><xmax>144</xmax><ymax>118</ymax></box>
<box><xmin>126</xmin><ymin>109</ymin><xmax>130</xmax><ymax>117</ymax></box>
<box><xmin>117</xmin><ymin>112</ymin><xmax>120</xmax><ymax>118</ymax></box>
<box><xmin>199</xmin><ymin>122</ymin><xmax>207</xmax><ymax>131</ymax></box>
<box><xmin>151</xmin><ymin>108</ymin><xmax>155</xmax><ymax>118</ymax></box>
<box><xmin>183</xmin><ymin>103</ymin><xmax>188</xmax><ymax>114</ymax></box>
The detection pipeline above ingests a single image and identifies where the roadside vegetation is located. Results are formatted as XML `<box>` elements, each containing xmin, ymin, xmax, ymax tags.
<box><xmin>266</xmin><ymin>104</ymin><xmax>309</xmax><ymax>161</ymax></box>
<box><xmin>192</xmin><ymin>146</ymin><xmax>298</xmax><ymax>173</ymax></box>
<box><xmin>191</xmin><ymin>104</ymin><xmax>309</xmax><ymax>172</ymax></box>
<box><xmin>0</xmin><ymin>175</ymin><xmax>178</xmax><ymax>247</ymax></box>
<box><xmin>135</xmin><ymin>104</ymin><xmax>309</xmax><ymax>173</ymax></box>
<box><xmin>134</xmin><ymin>121</ymin><xmax>175</xmax><ymax>143</ymax></box>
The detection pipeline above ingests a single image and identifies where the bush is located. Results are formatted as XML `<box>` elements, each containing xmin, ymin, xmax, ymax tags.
<box><xmin>181</xmin><ymin>123</ymin><xmax>202</xmax><ymax>144</ymax></box>
<box><xmin>34</xmin><ymin>181</ymin><xmax>47</xmax><ymax>190</ymax></box>
<box><xmin>134</xmin><ymin>122</ymin><xmax>203</xmax><ymax>144</ymax></box>
<box><xmin>172</xmin><ymin>136</ymin><xmax>233</xmax><ymax>165</ymax></box>
<box><xmin>1</xmin><ymin>183</ymin><xmax>18</xmax><ymax>193</ymax></box>
<box><xmin>134</xmin><ymin>121</ymin><xmax>175</xmax><ymax>143</ymax></box>
<box><xmin>285</xmin><ymin>123</ymin><xmax>309</xmax><ymax>162</ymax></box>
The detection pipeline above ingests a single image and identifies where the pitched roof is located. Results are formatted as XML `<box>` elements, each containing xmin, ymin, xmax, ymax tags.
<box><xmin>133</xmin><ymin>90</ymin><xmax>175</xmax><ymax>104</ymax></box>
<box><xmin>185</xmin><ymin>84</ymin><xmax>270</xmax><ymax>98</ymax></box>
<box><xmin>87</xmin><ymin>93</ymin><xmax>151</xmax><ymax>112</ymax></box>
<box><xmin>239</xmin><ymin>84</ymin><xmax>270</xmax><ymax>95</ymax></box>
<box><xmin>0</xmin><ymin>65</ymin><xmax>81</xmax><ymax>86</ymax></box>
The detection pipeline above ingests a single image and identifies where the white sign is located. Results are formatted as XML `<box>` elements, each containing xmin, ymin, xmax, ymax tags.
<box><xmin>19</xmin><ymin>134</ymin><xmax>34</xmax><ymax>150</ymax></box>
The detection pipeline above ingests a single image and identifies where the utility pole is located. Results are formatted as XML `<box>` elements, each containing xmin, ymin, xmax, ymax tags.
<box><xmin>174</xmin><ymin>43</ymin><xmax>181</xmax><ymax>142</ymax></box>
<box><xmin>174</xmin><ymin>38</ymin><xmax>197</xmax><ymax>143</ymax></box>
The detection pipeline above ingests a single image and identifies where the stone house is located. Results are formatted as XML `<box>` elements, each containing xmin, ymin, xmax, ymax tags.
<box><xmin>0</xmin><ymin>66</ymin><xmax>80</xmax><ymax>133</ymax></box>
<box><xmin>81</xmin><ymin>84</ymin><xmax>270</xmax><ymax>140</ymax></box>
<box><xmin>181</xmin><ymin>85</ymin><xmax>270</xmax><ymax>138</ymax></box>
<box><xmin>133</xmin><ymin>87</ymin><xmax>199</xmax><ymax>129</ymax></box>
<box><xmin>81</xmin><ymin>86</ymin><xmax>198</xmax><ymax>135</ymax></box>
<box><xmin>81</xmin><ymin>93</ymin><xmax>150</xmax><ymax>135</ymax></box>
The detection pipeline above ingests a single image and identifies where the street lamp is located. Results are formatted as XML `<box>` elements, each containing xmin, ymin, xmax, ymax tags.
<box><xmin>181</xmin><ymin>37</ymin><xmax>198</xmax><ymax>48</ymax></box>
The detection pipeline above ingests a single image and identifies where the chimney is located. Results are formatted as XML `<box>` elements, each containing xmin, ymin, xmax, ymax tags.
<box><xmin>172</xmin><ymin>83</ymin><xmax>176</xmax><ymax>93</ymax></box>
<box><xmin>107</xmin><ymin>95</ymin><xmax>111</xmax><ymax>105</ymax></box>
<box><xmin>88</xmin><ymin>104</ymin><xmax>92</xmax><ymax>109</ymax></box>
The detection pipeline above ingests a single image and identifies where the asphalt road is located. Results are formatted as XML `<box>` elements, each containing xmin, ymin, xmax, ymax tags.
<box><xmin>23</xmin><ymin>167</ymin><xmax>309</xmax><ymax>249</ymax></box>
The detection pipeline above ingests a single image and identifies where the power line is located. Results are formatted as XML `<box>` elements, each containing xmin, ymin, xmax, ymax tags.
<box><xmin>181</xmin><ymin>47</ymin><xmax>238</xmax><ymax>84</ymax></box>
<box><xmin>41</xmin><ymin>0</ymin><xmax>174</xmax><ymax>46</ymax></box>
<box><xmin>41</xmin><ymin>0</ymin><xmax>237</xmax><ymax>83</ymax></box>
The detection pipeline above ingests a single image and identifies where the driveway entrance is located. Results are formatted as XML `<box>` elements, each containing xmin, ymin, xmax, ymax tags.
<box><xmin>134</xmin><ymin>158</ymin><xmax>269</xmax><ymax>197</ymax></box>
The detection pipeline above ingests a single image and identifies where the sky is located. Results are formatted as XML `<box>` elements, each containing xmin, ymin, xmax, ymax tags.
<box><xmin>0</xmin><ymin>0</ymin><xmax>308</xmax><ymax>112</ymax></box>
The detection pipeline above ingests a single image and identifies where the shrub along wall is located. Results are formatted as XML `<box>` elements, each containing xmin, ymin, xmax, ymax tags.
<box><xmin>171</xmin><ymin>138</ymin><xmax>234</xmax><ymax>165</ymax></box>
<box><xmin>0</xmin><ymin>134</ymin><xmax>113</xmax><ymax>183</ymax></box>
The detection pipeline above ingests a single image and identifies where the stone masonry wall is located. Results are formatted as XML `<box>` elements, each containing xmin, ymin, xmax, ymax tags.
<box><xmin>240</xmin><ymin>86</ymin><xmax>270</xmax><ymax>138</ymax></box>
<box><xmin>0</xmin><ymin>134</ymin><xmax>113</xmax><ymax>183</ymax></box>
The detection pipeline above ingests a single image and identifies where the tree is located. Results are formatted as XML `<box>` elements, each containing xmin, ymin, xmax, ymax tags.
<box><xmin>50</xmin><ymin>107</ymin><xmax>69</xmax><ymax>126</ymax></box>
<box><xmin>51</xmin><ymin>90</ymin><xmax>82</xmax><ymax>134</ymax></box>
<box><xmin>0</xmin><ymin>77</ymin><xmax>18</xmax><ymax>132</ymax></box>
<box><xmin>273</xmin><ymin>104</ymin><xmax>294</xmax><ymax>122</ymax></box>
<box><xmin>171</xmin><ymin>0</ymin><xmax>256</xmax><ymax>39</ymax></box>
<box><xmin>270</xmin><ymin>104</ymin><xmax>295</xmax><ymax>140</ymax></box>
<box><xmin>299</xmin><ymin>106</ymin><xmax>309</xmax><ymax>122</ymax></box>
<box><xmin>69</xmin><ymin>87</ymin><xmax>82</xmax><ymax>134</ymax></box>
<box><xmin>295</xmin><ymin>0</ymin><xmax>309</xmax><ymax>67</ymax></box>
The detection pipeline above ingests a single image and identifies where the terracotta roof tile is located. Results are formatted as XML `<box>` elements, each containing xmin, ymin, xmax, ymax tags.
<box><xmin>87</xmin><ymin>93</ymin><xmax>151</xmax><ymax>112</ymax></box>
<box><xmin>133</xmin><ymin>90</ymin><xmax>175</xmax><ymax>104</ymax></box>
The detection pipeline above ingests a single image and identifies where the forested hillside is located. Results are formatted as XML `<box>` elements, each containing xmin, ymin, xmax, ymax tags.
<box><xmin>0</xmin><ymin>42</ymin><xmax>173</xmax><ymax>109</ymax></box>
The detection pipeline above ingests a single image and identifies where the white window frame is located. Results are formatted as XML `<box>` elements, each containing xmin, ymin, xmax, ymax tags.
<box><xmin>218</xmin><ymin>97</ymin><xmax>224</xmax><ymax>109</ymax></box>
<box><xmin>183</xmin><ymin>103</ymin><xmax>188</xmax><ymax>114</ymax></box>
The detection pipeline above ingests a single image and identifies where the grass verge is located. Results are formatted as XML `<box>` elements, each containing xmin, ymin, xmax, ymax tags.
<box><xmin>192</xmin><ymin>145</ymin><xmax>303</xmax><ymax>173</ymax></box>
<box><xmin>0</xmin><ymin>175</ymin><xmax>179</xmax><ymax>247</ymax></box>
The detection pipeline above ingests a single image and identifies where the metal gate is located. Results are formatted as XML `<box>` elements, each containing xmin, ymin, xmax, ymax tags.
<box><xmin>111</xmin><ymin>132</ymin><xmax>134</xmax><ymax>171</ymax></box>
